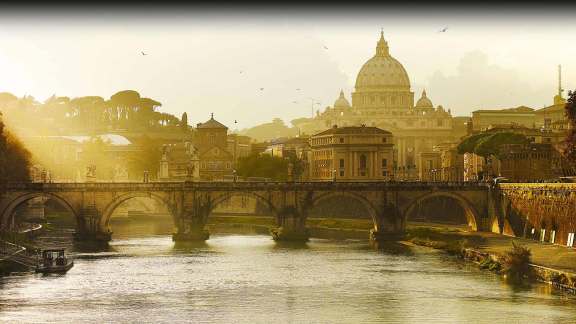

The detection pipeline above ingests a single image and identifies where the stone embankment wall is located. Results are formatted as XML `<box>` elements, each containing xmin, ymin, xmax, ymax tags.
<box><xmin>463</xmin><ymin>247</ymin><xmax>576</xmax><ymax>294</ymax></box>
<box><xmin>498</xmin><ymin>183</ymin><xmax>576</xmax><ymax>247</ymax></box>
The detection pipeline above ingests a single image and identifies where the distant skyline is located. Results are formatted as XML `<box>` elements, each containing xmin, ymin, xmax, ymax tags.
<box><xmin>1</xmin><ymin>7</ymin><xmax>575</xmax><ymax>129</ymax></box>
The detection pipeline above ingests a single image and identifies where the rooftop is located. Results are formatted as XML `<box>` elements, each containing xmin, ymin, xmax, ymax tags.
<box><xmin>313</xmin><ymin>125</ymin><xmax>391</xmax><ymax>136</ymax></box>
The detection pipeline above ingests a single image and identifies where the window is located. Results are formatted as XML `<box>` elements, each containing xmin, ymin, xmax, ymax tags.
<box><xmin>382</xmin><ymin>170</ymin><xmax>388</xmax><ymax>177</ymax></box>
<box><xmin>340</xmin><ymin>137</ymin><xmax>344</xmax><ymax>143</ymax></box>
<box><xmin>382</xmin><ymin>159</ymin><xmax>387</xmax><ymax>168</ymax></box>
<box><xmin>340</xmin><ymin>171</ymin><xmax>344</xmax><ymax>177</ymax></box>
<box><xmin>359</xmin><ymin>154</ymin><xmax>367</xmax><ymax>176</ymax></box>
<box><xmin>382</xmin><ymin>137</ymin><xmax>387</xmax><ymax>143</ymax></box>
<box><xmin>339</xmin><ymin>159</ymin><xmax>344</xmax><ymax>168</ymax></box>
<box><xmin>437</xmin><ymin>119</ymin><xmax>443</xmax><ymax>127</ymax></box>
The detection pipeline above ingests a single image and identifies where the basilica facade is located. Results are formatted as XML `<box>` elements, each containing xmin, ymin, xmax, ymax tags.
<box><xmin>292</xmin><ymin>32</ymin><xmax>464</xmax><ymax>174</ymax></box>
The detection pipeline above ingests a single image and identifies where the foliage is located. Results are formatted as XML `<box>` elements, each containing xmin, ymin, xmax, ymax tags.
<box><xmin>457</xmin><ymin>133</ymin><xmax>491</xmax><ymax>155</ymax></box>
<box><xmin>501</xmin><ymin>241</ymin><xmax>533</xmax><ymax>282</ymax></box>
<box><xmin>0</xmin><ymin>113</ymin><xmax>31</xmax><ymax>182</ymax></box>
<box><xmin>240</xmin><ymin>118</ymin><xmax>299</xmax><ymax>142</ymax></box>
<box><xmin>474</xmin><ymin>132</ymin><xmax>529</xmax><ymax>158</ymax></box>
<box><xmin>79</xmin><ymin>136</ymin><xmax>116</xmax><ymax>180</ymax></box>
<box><xmin>181</xmin><ymin>112</ymin><xmax>188</xmax><ymax>132</ymax></box>
<box><xmin>457</xmin><ymin>132</ymin><xmax>529</xmax><ymax>158</ymax></box>
<box><xmin>236</xmin><ymin>153</ymin><xmax>289</xmax><ymax>181</ymax></box>
<box><xmin>0</xmin><ymin>90</ymin><xmax>180</xmax><ymax>134</ymax></box>
<box><xmin>127</xmin><ymin>135</ymin><xmax>162</xmax><ymax>180</ymax></box>
<box><xmin>563</xmin><ymin>90</ymin><xmax>576</xmax><ymax>162</ymax></box>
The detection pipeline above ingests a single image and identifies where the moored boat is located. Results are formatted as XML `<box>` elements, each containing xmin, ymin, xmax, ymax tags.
<box><xmin>35</xmin><ymin>249</ymin><xmax>74</xmax><ymax>274</ymax></box>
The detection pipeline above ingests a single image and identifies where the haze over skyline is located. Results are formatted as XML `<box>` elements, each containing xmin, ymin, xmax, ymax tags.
<box><xmin>1</xmin><ymin>7</ymin><xmax>575</xmax><ymax>130</ymax></box>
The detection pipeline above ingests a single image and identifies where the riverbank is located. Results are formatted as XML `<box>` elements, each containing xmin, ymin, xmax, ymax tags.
<box><xmin>403</xmin><ymin>225</ymin><xmax>576</xmax><ymax>294</ymax></box>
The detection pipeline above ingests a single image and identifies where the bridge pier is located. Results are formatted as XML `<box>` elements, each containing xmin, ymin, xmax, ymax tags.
<box><xmin>172</xmin><ymin>219</ymin><xmax>210</xmax><ymax>242</ymax></box>
<box><xmin>73</xmin><ymin>230</ymin><xmax>112</xmax><ymax>243</ymax></box>
<box><xmin>270</xmin><ymin>206</ymin><xmax>310</xmax><ymax>242</ymax></box>
<box><xmin>369</xmin><ymin>229</ymin><xmax>405</xmax><ymax>242</ymax></box>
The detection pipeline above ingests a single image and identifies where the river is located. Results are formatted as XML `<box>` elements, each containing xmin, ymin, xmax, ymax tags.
<box><xmin>1</xmin><ymin>229</ymin><xmax>576</xmax><ymax>323</ymax></box>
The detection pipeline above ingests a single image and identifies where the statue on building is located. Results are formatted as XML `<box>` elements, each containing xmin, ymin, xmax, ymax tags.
<box><xmin>86</xmin><ymin>164</ymin><xmax>96</xmax><ymax>183</ymax></box>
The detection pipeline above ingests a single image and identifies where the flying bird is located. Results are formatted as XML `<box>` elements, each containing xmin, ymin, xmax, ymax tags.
<box><xmin>234</xmin><ymin>120</ymin><xmax>238</xmax><ymax>124</ymax></box>
<box><xmin>323</xmin><ymin>45</ymin><xmax>328</xmax><ymax>50</ymax></box>
<box><xmin>259</xmin><ymin>88</ymin><xmax>264</xmax><ymax>91</ymax></box>
<box><xmin>296</xmin><ymin>88</ymin><xmax>301</xmax><ymax>91</ymax></box>
<box><xmin>292</xmin><ymin>101</ymin><xmax>298</xmax><ymax>104</ymax></box>
<box><xmin>239</xmin><ymin>71</ymin><xmax>244</xmax><ymax>74</ymax></box>
<box><xmin>141</xmin><ymin>51</ymin><xmax>147</xmax><ymax>56</ymax></box>
<box><xmin>438</xmin><ymin>27</ymin><xmax>448</xmax><ymax>33</ymax></box>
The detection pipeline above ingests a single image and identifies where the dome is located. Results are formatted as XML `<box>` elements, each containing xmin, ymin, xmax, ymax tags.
<box><xmin>333</xmin><ymin>90</ymin><xmax>351</xmax><ymax>109</ymax></box>
<box><xmin>415</xmin><ymin>89</ymin><xmax>433</xmax><ymax>109</ymax></box>
<box><xmin>354</xmin><ymin>32</ymin><xmax>411</xmax><ymax>90</ymax></box>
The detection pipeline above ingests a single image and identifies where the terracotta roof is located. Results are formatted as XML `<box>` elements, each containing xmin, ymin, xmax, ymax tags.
<box><xmin>197</xmin><ymin>117</ymin><xmax>228</xmax><ymax>129</ymax></box>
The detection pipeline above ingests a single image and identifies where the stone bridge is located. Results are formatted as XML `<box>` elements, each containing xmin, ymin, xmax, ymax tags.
<box><xmin>0</xmin><ymin>182</ymin><xmax>494</xmax><ymax>242</ymax></box>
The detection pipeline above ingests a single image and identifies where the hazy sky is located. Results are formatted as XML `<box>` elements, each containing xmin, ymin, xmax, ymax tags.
<box><xmin>1</xmin><ymin>7</ymin><xmax>575</xmax><ymax>130</ymax></box>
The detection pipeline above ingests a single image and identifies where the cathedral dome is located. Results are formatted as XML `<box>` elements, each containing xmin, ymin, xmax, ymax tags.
<box><xmin>415</xmin><ymin>89</ymin><xmax>433</xmax><ymax>109</ymax></box>
<box><xmin>333</xmin><ymin>90</ymin><xmax>351</xmax><ymax>109</ymax></box>
<box><xmin>354</xmin><ymin>32</ymin><xmax>411</xmax><ymax>90</ymax></box>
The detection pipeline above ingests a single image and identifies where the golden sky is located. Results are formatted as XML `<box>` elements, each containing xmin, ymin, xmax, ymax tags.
<box><xmin>0</xmin><ymin>8</ymin><xmax>575</xmax><ymax>129</ymax></box>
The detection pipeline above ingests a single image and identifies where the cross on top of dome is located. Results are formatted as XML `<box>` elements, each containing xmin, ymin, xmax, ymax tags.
<box><xmin>376</xmin><ymin>29</ymin><xmax>389</xmax><ymax>57</ymax></box>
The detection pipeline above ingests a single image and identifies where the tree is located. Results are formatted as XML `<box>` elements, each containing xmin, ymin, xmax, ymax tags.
<box><xmin>237</xmin><ymin>153</ymin><xmax>289</xmax><ymax>181</ymax></box>
<box><xmin>474</xmin><ymin>132</ymin><xmax>529</xmax><ymax>158</ymax></box>
<box><xmin>181</xmin><ymin>112</ymin><xmax>188</xmax><ymax>132</ymax></box>
<box><xmin>79</xmin><ymin>136</ymin><xmax>115</xmax><ymax>180</ymax></box>
<box><xmin>457</xmin><ymin>133</ymin><xmax>492</xmax><ymax>155</ymax></box>
<box><xmin>562</xmin><ymin>90</ymin><xmax>576</xmax><ymax>162</ymax></box>
<box><xmin>0</xmin><ymin>112</ymin><xmax>31</xmax><ymax>182</ymax></box>
<box><xmin>127</xmin><ymin>135</ymin><xmax>162</xmax><ymax>180</ymax></box>
<box><xmin>457</xmin><ymin>132</ymin><xmax>529</xmax><ymax>158</ymax></box>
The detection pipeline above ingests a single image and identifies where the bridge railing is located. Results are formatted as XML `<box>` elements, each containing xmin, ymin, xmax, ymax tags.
<box><xmin>1</xmin><ymin>180</ymin><xmax>491</xmax><ymax>191</ymax></box>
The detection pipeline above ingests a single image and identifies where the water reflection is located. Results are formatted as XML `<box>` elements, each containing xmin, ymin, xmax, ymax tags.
<box><xmin>3</xmin><ymin>220</ymin><xmax>576</xmax><ymax>323</ymax></box>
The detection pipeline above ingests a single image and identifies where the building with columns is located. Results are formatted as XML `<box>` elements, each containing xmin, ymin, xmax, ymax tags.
<box><xmin>309</xmin><ymin>125</ymin><xmax>395</xmax><ymax>181</ymax></box>
<box><xmin>292</xmin><ymin>31</ymin><xmax>463</xmax><ymax>178</ymax></box>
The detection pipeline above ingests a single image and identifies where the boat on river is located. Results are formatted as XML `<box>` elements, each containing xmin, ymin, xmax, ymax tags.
<box><xmin>35</xmin><ymin>249</ymin><xmax>74</xmax><ymax>274</ymax></box>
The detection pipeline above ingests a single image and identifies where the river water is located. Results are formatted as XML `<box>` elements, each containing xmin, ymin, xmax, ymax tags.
<box><xmin>2</xmin><ymin>230</ymin><xmax>576</xmax><ymax>323</ymax></box>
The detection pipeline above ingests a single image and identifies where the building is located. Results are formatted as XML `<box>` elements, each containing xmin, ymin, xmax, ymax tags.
<box><xmin>292</xmin><ymin>32</ymin><xmax>464</xmax><ymax>178</ymax></box>
<box><xmin>417</xmin><ymin>152</ymin><xmax>441</xmax><ymax>181</ymax></box>
<box><xmin>158</xmin><ymin>141</ymin><xmax>198</xmax><ymax>181</ymax></box>
<box><xmin>227</xmin><ymin>134</ymin><xmax>252</xmax><ymax>166</ymax></box>
<box><xmin>496</xmin><ymin>143</ymin><xmax>555</xmax><ymax>182</ymax></box>
<box><xmin>265</xmin><ymin>136</ymin><xmax>310</xmax><ymax>159</ymax></box>
<box><xmin>463</xmin><ymin>153</ymin><xmax>485</xmax><ymax>182</ymax></box>
<box><xmin>471</xmin><ymin>106</ymin><xmax>536</xmax><ymax>132</ymax></box>
<box><xmin>23</xmin><ymin>134</ymin><xmax>137</xmax><ymax>182</ymax></box>
<box><xmin>195</xmin><ymin>115</ymin><xmax>234</xmax><ymax>181</ymax></box>
<box><xmin>309</xmin><ymin>125</ymin><xmax>394</xmax><ymax>181</ymax></box>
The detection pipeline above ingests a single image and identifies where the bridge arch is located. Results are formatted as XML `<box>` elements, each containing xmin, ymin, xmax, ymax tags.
<box><xmin>0</xmin><ymin>192</ymin><xmax>78</xmax><ymax>230</ymax></box>
<box><xmin>404</xmin><ymin>191</ymin><xmax>479</xmax><ymax>231</ymax></box>
<box><xmin>209</xmin><ymin>191</ymin><xmax>277</xmax><ymax>220</ymax></box>
<box><xmin>310</xmin><ymin>191</ymin><xmax>379</xmax><ymax>226</ymax></box>
<box><xmin>100</xmin><ymin>192</ymin><xmax>176</xmax><ymax>231</ymax></box>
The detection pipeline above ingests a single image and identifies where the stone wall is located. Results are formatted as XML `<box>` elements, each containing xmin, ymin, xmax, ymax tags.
<box><xmin>499</xmin><ymin>183</ymin><xmax>576</xmax><ymax>246</ymax></box>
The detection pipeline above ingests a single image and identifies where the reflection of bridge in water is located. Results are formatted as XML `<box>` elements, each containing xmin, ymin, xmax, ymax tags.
<box><xmin>0</xmin><ymin>182</ymin><xmax>496</xmax><ymax>242</ymax></box>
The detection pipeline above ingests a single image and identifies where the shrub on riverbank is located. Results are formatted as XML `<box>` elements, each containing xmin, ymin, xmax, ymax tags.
<box><xmin>501</xmin><ymin>241</ymin><xmax>534</xmax><ymax>282</ymax></box>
